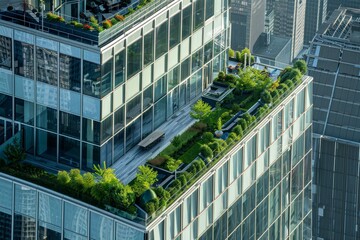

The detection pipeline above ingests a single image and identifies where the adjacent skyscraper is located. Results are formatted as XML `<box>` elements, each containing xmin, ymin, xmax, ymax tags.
<box><xmin>273</xmin><ymin>0</ymin><xmax>307</xmax><ymax>60</ymax></box>
<box><xmin>304</xmin><ymin>0</ymin><xmax>327</xmax><ymax>45</ymax></box>
<box><xmin>230</xmin><ymin>0</ymin><xmax>266</xmax><ymax>51</ymax></box>
<box><xmin>327</xmin><ymin>0</ymin><xmax>360</xmax><ymax>15</ymax></box>
<box><xmin>307</xmin><ymin>8</ymin><xmax>360</xmax><ymax>239</ymax></box>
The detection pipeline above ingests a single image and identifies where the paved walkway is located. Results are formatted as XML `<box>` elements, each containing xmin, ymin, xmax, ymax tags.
<box><xmin>112</xmin><ymin>104</ymin><xmax>195</xmax><ymax>184</ymax></box>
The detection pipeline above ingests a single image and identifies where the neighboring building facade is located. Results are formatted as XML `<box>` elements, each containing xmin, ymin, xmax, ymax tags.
<box><xmin>230</xmin><ymin>0</ymin><xmax>265</xmax><ymax>51</ymax></box>
<box><xmin>307</xmin><ymin>8</ymin><xmax>360</xmax><ymax>239</ymax></box>
<box><xmin>304</xmin><ymin>0</ymin><xmax>327</xmax><ymax>45</ymax></box>
<box><xmin>273</xmin><ymin>0</ymin><xmax>307</xmax><ymax>60</ymax></box>
<box><xmin>0</xmin><ymin>0</ymin><xmax>230</xmax><ymax>170</ymax></box>
<box><xmin>0</xmin><ymin>76</ymin><xmax>313</xmax><ymax>239</ymax></box>
<box><xmin>327</xmin><ymin>0</ymin><xmax>360</xmax><ymax>15</ymax></box>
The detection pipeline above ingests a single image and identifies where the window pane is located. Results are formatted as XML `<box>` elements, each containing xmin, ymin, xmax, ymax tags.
<box><xmin>156</xmin><ymin>21</ymin><xmax>168</xmax><ymax>59</ymax></box>
<box><xmin>154</xmin><ymin>97</ymin><xmax>167</xmax><ymax>129</ymax></box>
<box><xmin>170</xmin><ymin>13</ymin><xmax>181</xmax><ymax>48</ymax></box>
<box><xmin>154</xmin><ymin>76</ymin><xmax>167</xmax><ymax>102</ymax></box>
<box><xmin>114</xmin><ymin>106</ymin><xmax>125</xmax><ymax>132</ymax></box>
<box><xmin>59</xmin><ymin>136</ymin><xmax>80</xmax><ymax>168</ymax></box>
<box><xmin>182</xmin><ymin>5</ymin><xmax>192</xmax><ymax>40</ymax></box>
<box><xmin>14</xmin><ymin>40</ymin><xmax>33</xmax><ymax>79</ymax></box>
<box><xmin>115</xmin><ymin>50</ymin><xmax>125</xmax><ymax>87</ymax></box>
<box><xmin>181</xmin><ymin>57</ymin><xmax>191</xmax><ymax>81</ymax></box>
<box><xmin>205</xmin><ymin>0</ymin><xmax>214</xmax><ymax>20</ymax></box>
<box><xmin>37</xmin><ymin>47</ymin><xmax>57</xmax><ymax>86</ymax></box>
<box><xmin>126</xmin><ymin>94</ymin><xmax>142</xmax><ymax>123</ymax></box>
<box><xmin>36</xmin><ymin>129</ymin><xmax>57</xmax><ymax>161</ymax></box>
<box><xmin>90</xmin><ymin>212</ymin><xmax>114</xmax><ymax>240</ymax></box>
<box><xmin>128</xmin><ymin>38</ymin><xmax>142</xmax><ymax>79</ymax></box>
<box><xmin>0</xmin><ymin>36</ymin><xmax>12</xmax><ymax>70</ymax></box>
<box><xmin>59</xmin><ymin>54</ymin><xmax>81</xmax><ymax>92</ymax></box>
<box><xmin>144</xmin><ymin>31</ymin><xmax>154</xmax><ymax>66</ymax></box>
<box><xmin>60</xmin><ymin>111</ymin><xmax>80</xmax><ymax>138</ymax></box>
<box><xmin>15</xmin><ymin>98</ymin><xmax>34</xmax><ymax>125</ymax></box>
<box><xmin>64</xmin><ymin>202</ymin><xmax>88</xmax><ymax>236</ymax></box>
<box><xmin>36</xmin><ymin>105</ymin><xmax>57</xmax><ymax>132</ymax></box>
<box><xmin>101</xmin><ymin>58</ymin><xmax>113</xmax><ymax>96</ymax></box>
<box><xmin>193</xmin><ymin>0</ymin><xmax>205</xmax><ymax>30</ymax></box>
<box><xmin>126</xmin><ymin>117</ymin><xmax>141</xmax><ymax>151</ymax></box>
<box><xmin>83</xmin><ymin>60</ymin><xmax>101</xmax><ymax>98</ymax></box>
<box><xmin>82</xmin><ymin>142</ymin><xmax>100</xmax><ymax>171</ymax></box>
<box><xmin>82</xmin><ymin>118</ymin><xmax>100</xmax><ymax>144</ymax></box>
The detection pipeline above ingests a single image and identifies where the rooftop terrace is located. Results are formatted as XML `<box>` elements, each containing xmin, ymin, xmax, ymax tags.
<box><xmin>0</xmin><ymin>58</ymin><xmax>309</xmax><ymax>225</ymax></box>
<box><xmin>0</xmin><ymin>0</ymin><xmax>177</xmax><ymax>46</ymax></box>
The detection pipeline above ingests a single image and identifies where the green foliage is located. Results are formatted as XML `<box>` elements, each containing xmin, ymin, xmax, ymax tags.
<box><xmin>178</xmin><ymin>174</ymin><xmax>187</xmax><ymax>186</ymax></box>
<box><xmin>132</xmin><ymin>166</ymin><xmax>158</xmax><ymax>197</ymax></box>
<box><xmin>271</xmin><ymin>89</ymin><xmax>280</xmax><ymax>101</ymax></box>
<box><xmin>153</xmin><ymin>187</ymin><xmax>170</xmax><ymax>201</ymax></box>
<box><xmin>228</xmin><ymin>48</ymin><xmax>235</xmax><ymax>58</ymax></box>
<box><xmin>293</xmin><ymin>60</ymin><xmax>307</xmax><ymax>74</ymax></box>
<box><xmin>235</xmin><ymin>51</ymin><xmax>241</xmax><ymax>61</ymax></box>
<box><xmin>170</xmin><ymin>179</ymin><xmax>181</xmax><ymax>189</ymax></box>
<box><xmin>110</xmin><ymin>18</ymin><xmax>118</xmax><ymax>25</ymax></box>
<box><xmin>75</xmin><ymin>22</ymin><xmax>83</xmax><ymax>28</ymax></box>
<box><xmin>190</xmin><ymin>100</ymin><xmax>212</xmax><ymax>122</ymax></box>
<box><xmin>218</xmin><ymin>71</ymin><xmax>226</xmax><ymax>80</ymax></box>
<box><xmin>200</xmin><ymin>144</ymin><xmax>213</xmax><ymax>159</ymax></box>
<box><xmin>261</xmin><ymin>90</ymin><xmax>272</xmax><ymax>104</ymax></box>
<box><xmin>239</xmin><ymin>118</ymin><xmax>248</xmax><ymax>131</ymax></box>
<box><xmin>284</xmin><ymin>79</ymin><xmax>294</xmax><ymax>89</ymax></box>
<box><xmin>202</xmin><ymin>132</ymin><xmax>214</xmax><ymax>143</ymax></box>
<box><xmin>57</xmin><ymin>171</ymin><xmax>71</xmax><ymax>185</ymax></box>
<box><xmin>217</xmin><ymin>117</ymin><xmax>222</xmax><ymax>131</ymax></box>
<box><xmin>145</xmin><ymin>202</ymin><xmax>156</xmax><ymax>214</ymax></box>
<box><xmin>164</xmin><ymin>156</ymin><xmax>182</xmax><ymax>172</ymax></box>
<box><xmin>171</xmin><ymin>135</ymin><xmax>182</xmax><ymax>146</ymax></box>
<box><xmin>243</xmin><ymin>113</ymin><xmax>252</xmax><ymax>123</ymax></box>
<box><xmin>90</xmin><ymin>16</ymin><xmax>98</xmax><ymax>24</ymax></box>
<box><xmin>279</xmin><ymin>83</ymin><xmax>289</xmax><ymax>93</ymax></box>
<box><xmin>233</xmin><ymin>125</ymin><xmax>243</xmax><ymax>137</ymax></box>
<box><xmin>102</xmin><ymin>20</ymin><xmax>112</xmax><ymax>29</ymax></box>
<box><xmin>83</xmin><ymin>172</ymin><xmax>95</xmax><ymax>190</ymax></box>
<box><xmin>3</xmin><ymin>137</ymin><xmax>26</xmax><ymax>163</ymax></box>
<box><xmin>228</xmin><ymin>132</ymin><xmax>239</xmax><ymax>141</ymax></box>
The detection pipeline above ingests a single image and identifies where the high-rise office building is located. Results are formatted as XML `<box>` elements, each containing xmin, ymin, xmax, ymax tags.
<box><xmin>327</xmin><ymin>0</ymin><xmax>360</xmax><ymax>15</ymax></box>
<box><xmin>273</xmin><ymin>0</ymin><xmax>307</xmax><ymax>60</ymax></box>
<box><xmin>304</xmin><ymin>0</ymin><xmax>327</xmax><ymax>45</ymax></box>
<box><xmin>307</xmin><ymin>8</ymin><xmax>360</xmax><ymax>239</ymax></box>
<box><xmin>230</xmin><ymin>0</ymin><xmax>266</xmax><ymax>51</ymax></box>
<box><xmin>0</xmin><ymin>72</ymin><xmax>313</xmax><ymax>239</ymax></box>
<box><xmin>0</xmin><ymin>0</ymin><xmax>230</xmax><ymax>170</ymax></box>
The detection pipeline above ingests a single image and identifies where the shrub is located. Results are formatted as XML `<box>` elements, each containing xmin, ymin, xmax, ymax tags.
<box><xmin>285</xmin><ymin>79</ymin><xmax>294</xmax><ymax>89</ymax></box>
<box><xmin>261</xmin><ymin>90</ymin><xmax>272</xmax><ymax>104</ymax></box>
<box><xmin>239</xmin><ymin>118</ymin><xmax>248</xmax><ymax>131</ymax></box>
<box><xmin>165</xmin><ymin>157</ymin><xmax>182</xmax><ymax>172</ymax></box>
<box><xmin>209</xmin><ymin>141</ymin><xmax>221</xmax><ymax>154</ymax></box>
<box><xmin>228</xmin><ymin>48</ymin><xmax>235</xmax><ymax>58</ymax></box>
<box><xmin>231</xmin><ymin>103</ymin><xmax>241</xmax><ymax>113</ymax></box>
<box><xmin>83</xmin><ymin>24</ymin><xmax>94</xmax><ymax>31</ymax></box>
<box><xmin>132</xmin><ymin>166</ymin><xmax>158</xmax><ymax>197</ymax></box>
<box><xmin>200</xmin><ymin>145</ymin><xmax>213</xmax><ymax>159</ymax></box>
<box><xmin>178</xmin><ymin>174</ymin><xmax>187</xmax><ymax>187</ymax></box>
<box><xmin>3</xmin><ymin>137</ymin><xmax>26</xmax><ymax>163</ymax></box>
<box><xmin>293</xmin><ymin>60</ymin><xmax>307</xmax><ymax>74</ymax></box>
<box><xmin>235</xmin><ymin>51</ymin><xmax>241</xmax><ymax>61</ymax></box>
<box><xmin>102</xmin><ymin>20</ymin><xmax>112</xmax><ymax>29</ymax></box>
<box><xmin>110</xmin><ymin>18</ymin><xmax>118</xmax><ymax>25</ymax></box>
<box><xmin>202</xmin><ymin>132</ymin><xmax>214</xmax><ymax>143</ymax></box>
<box><xmin>190</xmin><ymin>100</ymin><xmax>212</xmax><ymax>122</ymax></box>
<box><xmin>115</xmin><ymin>14</ymin><xmax>125</xmax><ymax>21</ymax></box>
<box><xmin>70</xmin><ymin>20</ymin><xmax>77</xmax><ymax>26</ymax></box>
<box><xmin>128</xmin><ymin>8</ymin><xmax>135</xmax><ymax>14</ymax></box>
<box><xmin>233</xmin><ymin>125</ymin><xmax>243</xmax><ymax>137</ymax></box>
<box><xmin>75</xmin><ymin>22</ymin><xmax>83</xmax><ymax>28</ymax></box>
<box><xmin>193</xmin><ymin>122</ymin><xmax>207</xmax><ymax>131</ymax></box>
<box><xmin>57</xmin><ymin>16</ymin><xmax>65</xmax><ymax>22</ymax></box>
<box><xmin>221</xmin><ymin>111</ymin><xmax>230</xmax><ymax>120</ymax></box>
<box><xmin>96</xmin><ymin>26</ymin><xmax>104</xmax><ymax>32</ymax></box>
<box><xmin>217</xmin><ymin>71</ymin><xmax>226</xmax><ymax>80</ymax></box>
<box><xmin>154</xmin><ymin>187</ymin><xmax>170</xmax><ymax>201</ymax></box>
<box><xmin>228</xmin><ymin>132</ymin><xmax>239</xmax><ymax>141</ymax></box>
<box><xmin>145</xmin><ymin>202</ymin><xmax>156</xmax><ymax>214</ymax></box>
<box><xmin>279</xmin><ymin>83</ymin><xmax>289</xmax><ymax>93</ymax></box>
<box><xmin>171</xmin><ymin>135</ymin><xmax>182</xmax><ymax>146</ymax></box>
<box><xmin>57</xmin><ymin>171</ymin><xmax>71</xmax><ymax>185</ymax></box>
<box><xmin>90</xmin><ymin>16</ymin><xmax>98</xmax><ymax>24</ymax></box>
<box><xmin>271</xmin><ymin>89</ymin><xmax>280</xmax><ymax>101</ymax></box>
<box><xmin>243</xmin><ymin>113</ymin><xmax>252</xmax><ymax>123</ymax></box>
<box><xmin>170</xmin><ymin>179</ymin><xmax>181</xmax><ymax>189</ymax></box>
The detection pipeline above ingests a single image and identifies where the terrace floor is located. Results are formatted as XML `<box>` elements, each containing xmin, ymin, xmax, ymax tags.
<box><xmin>113</xmin><ymin>103</ymin><xmax>195</xmax><ymax>184</ymax></box>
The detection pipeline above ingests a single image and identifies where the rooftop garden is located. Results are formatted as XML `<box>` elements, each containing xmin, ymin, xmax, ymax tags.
<box><xmin>0</xmin><ymin>56</ymin><xmax>308</xmax><ymax>224</ymax></box>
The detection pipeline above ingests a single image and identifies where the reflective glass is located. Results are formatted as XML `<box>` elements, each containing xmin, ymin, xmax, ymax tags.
<box><xmin>38</xmin><ymin>222</ymin><xmax>61</xmax><ymax>240</ymax></box>
<box><xmin>156</xmin><ymin>21</ymin><xmax>168</xmax><ymax>59</ymax></box>
<box><xmin>291</xmin><ymin>161</ymin><xmax>303</xmax><ymax>201</ymax></box>
<box><xmin>205</xmin><ymin>0</ymin><xmax>214</xmax><ymax>20</ymax></box>
<box><xmin>126</xmin><ymin>94</ymin><xmax>142</xmax><ymax>123</ymax></box>
<box><xmin>15</xmin><ymin>98</ymin><xmax>34</xmax><ymax>125</ymax></box>
<box><xmin>82</xmin><ymin>118</ymin><xmax>101</xmax><ymax>144</ymax></box>
<box><xmin>101</xmin><ymin>58</ymin><xmax>113</xmax><ymax>96</ymax></box>
<box><xmin>154</xmin><ymin>76</ymin><xmax>167</xmax><ymax>102</ymax></box>
<box><xmin>181</xmin><ymin>57</ymin><xmax>191</xmax><ymax>81</ymax></box>
<box><xmin>204</xmin><ymin>41</ymin><xmax>213</xmax><ymax>63</ymax></box>
<box><xmin>0</xmin><ymin>94</ymin><xmax>12</xmax><ymax>119</ymax></box>
<box><xmin>36</xmin><ymin>129</ymin><xmax>57</xmax><ymax>161</ymax></box>
<box><xmin>60</xmin><ymin>111</ymin><xmax>80</xmax><ymax>138</ymax></box>
<box><xmin>269</xmin><ymin>184</ymin><xmax>281</xmax><ymax>225</ymax></box>
<box><xmin>167</xmin><ymin>206</ymin><xmax>181</xmax><ymax>239</ymax></box>
<box><xmin>36</xmin><ymin>105</ymin><xmax>57</xmax><ymax>132</ymax></box>
<box><xmin>256</xmin><ymin>170</ymin><xmax>269</xmax><ymax>204</ymax></box>
<box><xmin>290</xmin><ymin>193</ymin><xmax>303</xmax><ymax>232</ymax></box>
<box><xmin>193</xmin><ymin>0</ymin><xmax>205</xmax><ymax>30</ymax></box>
<box><xmin>0</xmin><ymin>210</ymin><xmax>11</xmax><ymax>240</ymax></box>
<box><xmin>168</xmin><ymin>66</ymin><xmax>180</xmax><ymax>90</ymax></box>
<box><xmin>14</xmin><ymin>214</ymin><xmax>36</xmax><ymax>240</ymax></box>
<box><xmin>144</xmin><ymin>31</ymin><xmax>154</xmax><ymax>66</ymax></box>
<box><xmin>0</xmin><ymin>178</ymin><xmax>12</xmax><ymax>210</ymax></box>
<box><xmin>82</xmin><ymin>142</ymin><xmax>100</xmax><ymax>170</ymax></box>
<box><xmin>59</xmin><ymin>136</ymin><xmax>80</xmax><ymax>168</ymax></box>
<box><xmin>0</xmin><ymin>36</ymin><xmax>12</xmax><ymax>70</ymax></box>
<box><xmin>192</xmin><ymin>48</ymin><xmax>203</xmax><ymax>73</ymax></box>
<box><xmin>38</xmin><ymin>193</ymin><xmax>61</xmax><ymax>227</ymax></box>
<box><xmin>59</xmin><ymin>54</ymin><xmax>81</xmax><ymax>92</ymax></box>
<box><xmin>242</xmin><ymin>185</ymin><xmax>255</xmax><ymax>220</ymax></box>
<box><xmin>154</xmin><ymin>97</ymin><xmax>167</xmax><ymax>129</ymax></box>
<box><xmin>113</xmin><ymin>130</ymin><xmax>124</xmax><ymax>160</ymax></box>
<box><xmin>83</xmin><ymin>60</ymin><xmax>101</xmax><ymax>98</ymax></box>
<box><xmin>170</xmin><ymin>13</ymin><xmax>181</xmax><ymax>48</ymax></box>
<box><xmin>200</xmin><ymin>176</ymin><xmax>213</xmax><ymax>211</ymax></box>
<box><xmin>128</xmin><ymin>38</ymin><xmax>142</xmax><ymax>79</ymax></box>
<box><xmin>242</xmin><ymin>212</ymin><xmax>255</xmax><ymax>240</ymax></box>
<box><xmin>142</xmin><ymin>107</ymin><xmax>153</xmax><ymax>138</ymax></box>
<box><xmin>256</xmin><ymin>197</ymin><xmax>268</xmax><ymax>238</ymax></box>
<box><xmin>64</xmin><ymin>202</ymin><xmax>88</xmax><ymax>236</ymax></box>
<box><xmin>182</xmin><ymin>5</ymin><xmax>192</xmax><ymax>40</ymax></box>
<box><xmin>126</xmin><ymin>117</ymin><xmax>141</xmax><ymax>151</ymax></box>
<box><xmin>101</xmin><ymin>115</ymin><xmax>113</xmax><ymax>142</ymax></box>
<box><xmin>114</xmin><ymin>106</ymin><xmax>125</xmax><ymax>132</ymax></box>
<box><xmin>14</xmin><ymin>41</ymin><xmax>34</xmax><ymax>79</ymax></box>
<box><xmin>90</xmin><ymin>212</ymin><xmax>114</xmax><ymax>240</ymax></box>
<box><xmin>37</xmin><ymin>47</ymin><xmax>57</xmax><ymax>86</ymax></box>
<box><xmin>115</xmin><ymin>50</ymin><xmax>125</xmax><ymax>87</ymax></box>
<box><xmin>15</xmin><ymin>184</ymin><xmax>36</xmax><ymax>217</ymax></box>
<box><xmin>269</xmin><ymin>157</ymin><xmax>281</xmax><ymax>190</ymax></box>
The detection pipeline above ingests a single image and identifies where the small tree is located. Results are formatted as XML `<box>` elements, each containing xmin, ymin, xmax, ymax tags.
<box><xmin>233</xmin><ymin>125</ymin><xmax>243</xmax><ymax>137</ymax></box>
<box><xmin>217</xmin><ymin>117</ymin><xmax>222</xmax><ymax>131</ymax></box>
<box><xmin>190</xmin><ymin>100</ymin><xmax>212</xmax><ymax>122</ymax></box>
<box><xmin>235</xmin><ymin>51</ymin><xmax>241</xmax><ymax>61</ymax></box>
<box><xmin>200</xmin><ymin>144</ymin><xmax>213</xmax><ymax>159</ymax></box>
<box><xmin>261</xmin><ymin>90</ymin><xmax>272</xmax><ymax>104</ymax></box>
<box><xmin>239</xmin><ymin>118</ymin><xmax>248</xmax><ymax>131</ymax></box>
<box><xmin>228</xmin><ymin>48</ymin><xmax>235</xmax><ymax>58</ymax></box>
<box><xmin>83</xmin><ymin>172</ymin><xmax>95</xmax><ymax>191</ymax></box>
<box><xmin>218</xmin><ymin>71</ymin><xmax>226</xmax><ymax>80</ymax></box>
<box><xmin>293</xmin><ymin>60</ymin><xmax>307</xmax><ymax>74</ymax></box>
<box><xmin>132</xmin><ymin>166</ymin><xmax>158</xmax><ymax>197</ymax></box>
<box><xmin>202</xmin><ymin>132</ymin><xmax>214</xmax><ymax>143</ymax></box>
<box><xmin>3</xmin><ymin>137</ymin><xmax>25</xmax><ymax>163</ymax></box>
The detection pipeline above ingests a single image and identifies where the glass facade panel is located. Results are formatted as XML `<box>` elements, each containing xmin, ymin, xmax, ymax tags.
<box><xmin>115</xmin><ymin>50</ymin><xmax>125</xmax><ymax>87</ymax></box>
<box><xmin>90</xmin><ymin>212</ymin><xmax>114</xmax><ymax>240</ymax></box>
<box><xmin>36</xmin><ymin>130</ymin><xmax>57</xmax><ymax>161</ymax></box>
<box><xmin>60</xmin><ymin>111</ymin><xmax>80</xmax><ymax>138</ymax></box>
<box><xmin>0</xmin><ymin>178</ymin><xmax>12</xmax><ymax>210</ymax></box>
<box><xmin>59</xmin><ymin>136</ymin><xmax>80</xmax><ymax>168</ymax></box>
<box><xmin>156</xmin><ymin>21</ymin><xmax>168</xmax><ymax>59</ymax></box>
<box><xmin>101</xmin><ymin>58</ymin><xmax>113</xmax><ymax>96</ymax></box>
<box><xmin>0</xmin><ymin>210</ymin><xmax>12</xmax><ymax>240</ymax></box>
<box><xmin>83</xmin><ymin>60</ymin><xmax>101</xmax><ymax>98</ymax></box>
<box><xmin>0</xmin><ymin>36</ymin><xmax>12</xmax><ymax>70</ymax></box>
<box><xmin>37</xmin><ymin>47</ymin><xmax>57</xmax><ymax>86</ymax></box>
<box><xmin>127</xmin><ymin>38</ymin><xmax>142</xmax><ymax>79</ymax></box>
<box><xmin>59</xmin><ymin>54</ymin><xmax>81</xmax><ymax>92</ymax></box>
<box><xmin>168</xmin><ymin>66</ymin><xmax>180</xmax><ymax>90</ymax></box>
<box><xmin>15</xmin><ymin>98</ymin><xmax>34</xmax><ymax>125</ymax></box>
<box><xmin>142</xmin><ymin>107</ymin><xmax>153</xmax><ymax>138</ymax></box>
<box><xmin>36</xmin><ymin>105</ymin><xmax>57</xmax><ymax>132</ymax></box>
<box><xmin>38</xmin><ymin>193</ymin><xmax>62</xmax><ymax>227</ymax></box>
<box><xmin>193</xmin><ymin>0</ymin><xmax>205</xmax><ymax>30</ymax></box>
<box><xmin>200</xmin><ymin>176</ymin><xmax>213</xmax><ymax>211</ymax></box>
<box><xmin>14</xmin><ymin>41</ymin><xmax>34</xmax><ymax>79</ymax></box>
<box><xmin>15</xmin><ymin>184</ymin><xmax>36</xmax><ymax>217</ymax></box>
<box><xmin>114</xmin><ymin>130</ymin><xmax>124</xmax><ymax>160</ymax></box>
<box><xmin>205</xmin><ymin>0</ymin><xmax>214</xmax><ymax>20</ymax></box>
<box><xmin>126</xmin><ymin>94</ymin><xmax>142</xmax><ymax>123</ymax></box>
<box><xmin>154</xmin><ymin>76</ymin><xmax>167</xmax><ymax>102</ymax></box>
<box><xmin>82</xmin><ymin>142</ymin><xmax>100</xmax><ymax>170</ymax></box>
<box><xmin>167</xmin><ymin>206</ymin><xmax>181</xmax><ymax>239</ymax></box>
<box><xmin>182</xmin><ymin>5</ymin><xmax>192</xmax><ymax>40</ymax></box>
<box><xmin>144</xmin><ymin>31</ymin><xmax>154</xmax><ymax>66</ymax></box>
<box><xmin>170</xmin><ymin>13</ymin><xmax>181</xmax><ymax>48</ymax></box>
<box><xmin>154</xmin><ymin>97</ymin><xmax>167</xmax><ymax>129</ymax></box>
<box><xmin>126</xmin><ymin>117</ymin><xmax>141</xmax><ymax>151</ymax></box>
<box><xmin>64</xmin><ymin>202</ymin><xmax>88</xmax><ymax>236</ymax></box>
